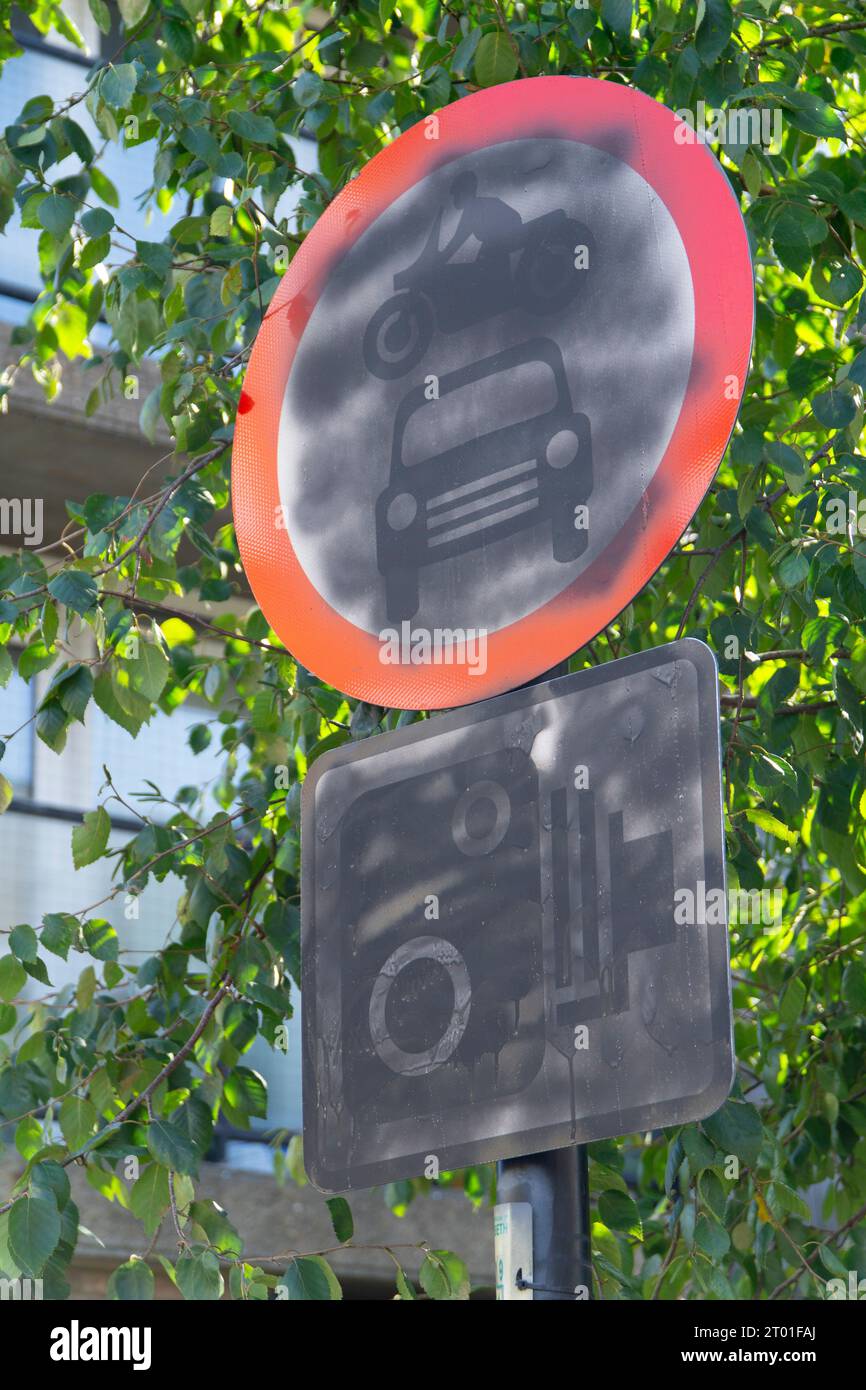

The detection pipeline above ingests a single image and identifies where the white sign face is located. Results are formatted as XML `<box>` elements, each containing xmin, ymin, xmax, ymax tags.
<box><xmin>302</xmin><ymin>640</ymin><xmax>732</xmax><ymax>1192</ymax></box>
<box><xmin>278</xmin><ymin>137</ymin><xmax>694</xmax><ymax>638</ymax></box>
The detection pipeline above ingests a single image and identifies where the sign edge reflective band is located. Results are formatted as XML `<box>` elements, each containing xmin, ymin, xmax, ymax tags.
<box><xmin>233</xmin><ymin>76</ymin><xmax>754</xmax><ymax>709</ymax></box>
<box><xmin>300</xmin><ymin>637</ymin><xmax>734</xmax><ymax>1193</ymax></box>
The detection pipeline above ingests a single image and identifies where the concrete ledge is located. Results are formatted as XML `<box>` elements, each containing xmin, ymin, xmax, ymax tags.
<box><xmin>2</xmin><ymin>320</ymin><xmax>173</xmax><ymax>550</ymax></box>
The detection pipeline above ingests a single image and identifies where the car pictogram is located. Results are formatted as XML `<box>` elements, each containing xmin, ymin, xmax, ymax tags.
<box><xmin>375</xmin><ymin>337</ymin><xmax>593</xmax><ymax>622</ymax></box>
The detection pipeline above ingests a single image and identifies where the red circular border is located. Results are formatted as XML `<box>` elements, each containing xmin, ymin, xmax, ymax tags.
<box><xmin>233</xmin><ymin>76</ymin><xmax>753</xmax><ymax>709</ymax></box>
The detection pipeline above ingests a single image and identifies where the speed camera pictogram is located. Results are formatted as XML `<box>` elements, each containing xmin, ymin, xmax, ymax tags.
<box><xmin>233</xmin><ymin>76</ymin><xmax>753</xmax><ymax>710</ymax></box>
<box><xmin>301</xmin><ymin>639</ymin><xmax>733</xmax><ymax>1192</ymax></box>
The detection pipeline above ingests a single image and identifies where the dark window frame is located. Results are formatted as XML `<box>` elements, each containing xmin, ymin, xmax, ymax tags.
<box><xmin>10</xmin><ymin>4</ymin><xmax>121</xmax><ymax>67</ymax></box>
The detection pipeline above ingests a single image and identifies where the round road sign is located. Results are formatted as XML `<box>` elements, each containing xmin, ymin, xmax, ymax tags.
<box><xmin>233</xmin><ymin>75</ymin><xmax>753</xmax><ymax>709</ymax></box>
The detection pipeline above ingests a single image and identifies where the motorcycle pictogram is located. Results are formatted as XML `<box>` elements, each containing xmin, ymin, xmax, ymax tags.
<box><xmin>363</xmin><ymin>173</ymin><xmax>594</xmax><ymax>380</ymax></box>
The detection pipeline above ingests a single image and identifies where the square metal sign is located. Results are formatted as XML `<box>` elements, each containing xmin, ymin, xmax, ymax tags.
<box><xmin>301</xmin><ymin>639</ymin><xmax>733</xmax><ymax>1192</ymax></box>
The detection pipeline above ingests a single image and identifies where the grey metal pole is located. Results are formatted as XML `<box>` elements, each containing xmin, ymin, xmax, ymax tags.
<box><xmin>496</xmin><ymin>1146</ymin><xmax>592</xmax><ymax>1300</ymax></box>
<box><xmin>494</xmin><ymin>658</ymin><xmax>592</xmax><ymax>1300</ymax></box>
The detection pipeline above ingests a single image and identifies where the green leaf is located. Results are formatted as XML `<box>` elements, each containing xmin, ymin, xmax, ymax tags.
<box><xmin>179</xmin><ymin>123</ymin><xmax>220</xmax><ymax>165</ymax></box>
<box><xmin>108</xmin><ymin>1257</ymin><xmax>155</xmax><ymax>1299</ymax></box>
<box><xmin>83</xmin><ymin>918</ymin><xmax>118</xmax><ymax>962</ymax></box>
<box><xmin>81</xmin><ymin>207</ymin><xmax>114</xmax><ymax>238</ymax></box>
<box><xmin>732</xmin><ymin>83</ymin><xmax>844</xmax><ymax>141</ymax></box>
<box><xmin>818</xmin><ymin>1245</ymin><xmax>849</xmax><ymax>1279</ymax></box>
<box><xmin>848</xmin><ymin>348</ymin><xmax>866</xmax><ymax>390</ymax></box>
<box><xmin>222</xmin><ymin>1066</ymin><xmax>267</xmax><ymax>1120</ymax></box>
<box><xmin>0</xmin><ymin>772</ymin><xmax>12</xmax><ymax>815</ymax></box>
<box><xmin>227</xmin><ymin>110</ymin><xmax>277</xmax><ymax>144</ymax></box>
<box><xmin>59</xmin><ymin>1095</ymin><xmax>97</xmax><ymax>1150</ymax></box>
<box><xmin>139</xmin><ymin>386</ymin><xmax>162</xmax><ymax>445</ymax></box>
<box><xmin>0</xmin><ymin>954</ymin><xmax>26</xmax><ymax>1002</ymax></box>
<box><xmin>696</xmin><ymin>0</ymin><xmax>731</xmax><ymax>64</ymax></box>
<box><xmin>93</xmin><ymin>670</ymin><xmax>143</xmax><ymax>736</ymax></box>
<box><xmin>189</xmin><ymin>1200</ymin><xmax>242</xmax><ymax>1255</ymax></box>
<box><xmin>16</xmin><ymin>1116</ymin><xmax>42</xmax><ymax>1160</ymax></box>
<box><xmin>171</xmin><ymin>219</ymin><xmax>209</xmax><ymax>253</ymax></box>
<box><xmin>602</xmin><ymin>0</ymin><xmax>634</xmax><ymax>36</ymax></box>
<box><xmin>90</xmin><ymin>1066</ymin><xmax>118</xmax><ymax>1118</ymax></box>
<box><xmin>41</xmin><ymin>913</ymin><xmax>77</xmax><ymax>960</ymax></box>
<box><xmin>88</xmin><ymin>0</ymin><xmax>112</xmax><ymax>34</ymax></box>
<box><xmin>127</xmin><ymin>639</ymin><xmax>170</xmax><ymax>701</ymax></box>
<box><xmin>130</xmin><ymin>1164</ymin><xmax>171</xmax><ymax>1235</ymax></box>
<box><xmin>188</xmin><ymin>723</ymin><xmax>212</xmax><ymax>754</ymax></box>
<box><xmin>569</xmin><ymin>7</ymin><xmax>597</xmax><ymax>45</ymax></box>
<box><xmin>8</xmin><ymin>1196</ymin><xmax>61</xmax><ymax>1277</ymax></box>
<box><xmin>161</xmin><ymin>11</ymin><xmax>194</xmax><ymax>57</ymax></box>
<box><xmin>325</xmin><ymin>1196</ymin><xmax>353</xmax><ymax>1244</ymax></box>
<box><xmin>779</xmin><ymin>975</ymin><xmax>807</xmax><ymax>1026</ymax></box>
<box><xmin>763</xmin><ymin>440</ymin><xmax>807</xmax><ymax>492</ymax></box>
<box><xmin>72</xmin><ymin>806</ymin><xmax>111</xmax><ymax>869</ymax></box>
<box><xmin>814</xmin><ymin>258</ymin><xmax>862</xmax><ymax>308</ymax></box>
<box><xmin>79</xmin><ymin>233</ymin><xmax>110</xmax><ymax>271</ymax></box>
<box><xmin>35</xmin><ymin>700</ymin><xmax>70</xmax><ymax>754</ymax></box>
<box><xmin>702</xmin><ymin>1101</ymin><xmax>764</xmax><ymax>1167</ymax></box>
<box><xmin>841</xmin><ymin>962</ymin><xmax>866</xmax><ymax>1012</ymax></box>
<box><xmin>51</xmin><ymin>663</ymin><xmax>94</xmax><ymax>723</ymax></box>
<box><xmin>31</xmin><ymin>1161</ymin><xmax>70</xmax><ymax>1211</ymax></box>
<box><xmin>279</xmin><ymin>1255</ymin><xmax>338</xmax><ymax>1300</ymax></box>
<box><xmin>813</xmin><ymin>386</ymin><xmax>857</xmax><ymax>430</ymax></box>
<box><xmin>210</xmin><ymin>204</ymin><xmax>232</xmax><ymax>237</ymax></box>
<box><xmin>293</xmin><ymin>70</ymin><xmax>324</xmax><ymax>109</ymax></box>
<box><xmin>418</xmin><ymin>1250</ymin><xmax>470</xmax><ymax>1300</ymax></box>
<box><xmin>395</xmin><ymin>1265</ymin><xmax>416</xmax><ymax>1299</ymax></box>
<box><xmin>77</xmin><ymin>965</ymin><xmax>97</xmax><ymax>1011</ymax></box>
<box><xmin>694</xmin><ymin>1213</ymin><xmax>731</xmax><ymax>1259</ymax></box>
<box><xmin>783</xmin><ymin>91</ymin><xmax>845</xmax><ymax>141</ymax></box>
<box><xmin>146</xmin><ymin>1099</ymin><xmax>212</xmax><ymax>1177</ymax></box>
<box><xmin>118</xmin><ymin>0</ymin><xmax>150</xmax><ymax>24</ymax></box>
<box><xmin>598</xmin><ymin>1188</ymin><xmax>643</xmax><ymax>1238</ymax></box>
<box><xmin>146</xmin><ymin>1116</ymin><xmax>197</xmax><ymax>1174</ymax></box>
<box><xmin>38</xmin><ymin>193</ymin><xmax>75</xmax><ymax>238</ymax></box>
<box><xmin>769</xmin><ymin>1181</ymin><xmax>810</xmax><ymax>1222</ymax></box>
<box><xmin>681</xmin><ymin>1126</ymin><xmax>719</xmax><ymax>1176</ymax></box>
<box><xmin>776</xmin><ymin>545</ymin><xmax>810</xmax><ymax>590</ymax></box>
<box><xmin>772</xmin><ymin>204</ymin><xmax>827</xmax><ymax>256</ymax></box>
<box><xmin>47</xmin><ymin>570</ymin><xmax>99</xmax><ymax>616</ymax></box>
<box><xmin>744</xmin><ymin>807</ymin><xmax>797</xmax><ymax>845</ymax></box>
<box><xmin>89</xmin><ymin>166</ymin><xmax>120</xmax><ymax>208</ymax></box>
<box><xmin>473</xmin><ymin>31</ymin><xmax>518</xmax><ymax>88</ymax></box>
<box><xmin>286</xmin><ymin>1133</ymin><xmax>307</xmax><ymax>1187</ymax></box>
<box><xmin>452</xmin><ymin>28</ymin><xmax>481</xmax><ymax>78</ymax></box>
<box><xmin>10</xmin><ymin>923</ymin><xmax>38</xmax><ymax>963</ymax></box>
<box><xmin>101</xmin><ymin>63</ymin><xmax>138</xmax><ymax>110</ymax></box>
<box><xmin>176</xmin><ymin>1248</ymin><xmax>224</xmax><ymax>1300</ymax></box>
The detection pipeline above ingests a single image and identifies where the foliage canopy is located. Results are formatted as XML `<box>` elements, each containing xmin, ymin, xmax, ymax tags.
<box><xmin>1</xmin><ymin>0</ymin><xmax>866</xmax><ymax>1300</ymax></box>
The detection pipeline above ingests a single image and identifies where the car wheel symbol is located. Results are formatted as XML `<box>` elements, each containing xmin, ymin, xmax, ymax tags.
<box><xmin>368</xmin><ymin>937</ymin><xmax>472</xmax><ymax>1076</ymax></box>
<box><xmin>452</xmin><ymin>779</ymin><xmax>512</xmax><ymax>857</ymax></box>
<box><xmin>363</xmin><ymin>291</ymin><xmax>434</xmax><ymax>379</ymax></box>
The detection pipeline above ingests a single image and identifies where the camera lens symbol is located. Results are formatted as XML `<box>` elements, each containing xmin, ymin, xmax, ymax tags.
<box><xmin>451</xmin><ymin>779</ymin><xmax>511</xmax><ymax>857</ymax></box>
<box><xmin>368</xmin><ymin>937</ymin><xmax>472</xmax><ymax>1077</ymax></box>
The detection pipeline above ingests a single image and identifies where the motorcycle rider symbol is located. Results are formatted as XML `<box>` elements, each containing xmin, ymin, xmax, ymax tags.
<box><xmin>363</xmin><ymin>172</ymin><xmax>594</xmax><ymax>380</ymax></box>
